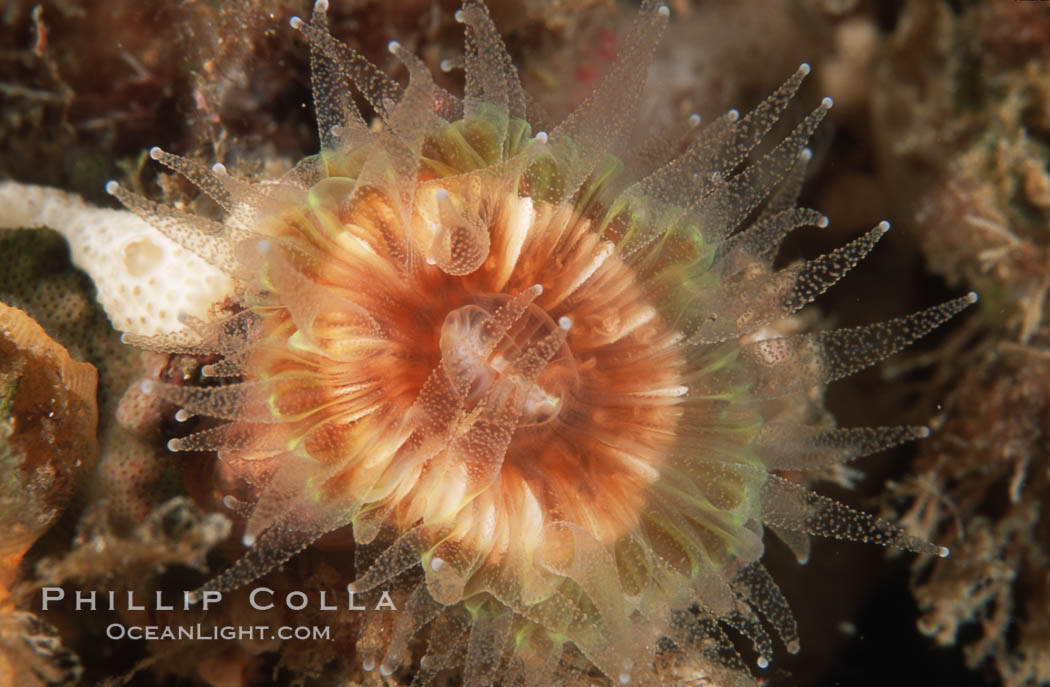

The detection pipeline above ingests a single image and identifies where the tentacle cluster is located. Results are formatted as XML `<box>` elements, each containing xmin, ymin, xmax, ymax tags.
<box><xmin>106</xmin><ymin>1</ymin><xmax>973</xmax><ymax>684</ymax></box>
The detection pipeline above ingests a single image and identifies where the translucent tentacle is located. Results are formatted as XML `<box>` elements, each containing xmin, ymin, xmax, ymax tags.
<box><xmin>306</xmin><ymin>0</ymin><xmax>367</xmax><ymax>148</ymax></box>
<box><xmin>458</xmin><ymin>0</ymin><xmax>527</xmax><ymax>158</ymax></box>
<box><xmin>754</xmin><ymin>423</ymin><xmax>930</xmax><ymax>471</ymax></box>
<box><xmin>535</xmin><ymin>522</ymin><xmax>629</xmax><ymax>656</ymax></box>
<box><xmin>731</xmin><ymin>563</ymin><xmax>800</xmax><ymax>655</ymax></box>
<box><xmin>290</xmin><ymin>14</ymin><xmax>403</xmax><ymax>122</ymax></box>
<box><xmin>387</xmin><ymin>40</ymin><xmax>439</xmax><ymax>143</ymax></box>
<box><xmin>780</xmin><ymin>221</ymin><xmax>889</xmax><ymax>313</ymax></box>
<box><xmin>722</xmin><ymin>602</ymin><xmax>774</xmax><ymax>670</ymax></box>
<box><xmin>241</xmin><ymin>453</ymin><xmax>317</xmax><ymax>546</ymax></box>
<box><xmin>428</xmin><ymin>186</ymin><xmax>491</xmax><ymax>276</ymax></box>
<box><xmin>169</xmin><ymin>422</ymin><xmax>293</xmax><ymax>453</ymax></box>
<box><xmin>106</xmin><ymin>182</ymin><xmax>242</xmax><ymax>277</ymax></box>
<box><xmin>411</xmin><ymin>610</ymin><xmax>471</xmax><ymax>686</ymax></box>
<box><xmin>191</xmin><ymin>504</ymin><xmax>346</xmax><ymax>597</ymax></box>
<box><xmin>681</xmin><ymin>220</ymin><xmax>886</xmax><ymax>344</ymax></box>
<box><xmin>146</xmin><ymin>378</ymin><xmax>327</xmax><ymax>424</ymax></box>
<box><xmin>635</xmin><ymin>63</ymin><xmax>812</xmax><ymax>214</ymax></box>
<box><xmin>463</xmin><ymin>605</ymin><xmax>514</xmax><ymax>687</ymax></box>
<box><xmin>544</xmin><ymin>1</ymin><xmax>669</xmax><ymax>201</ymax></box>
<box><xmin>122</xmin><ymin>309</ymin><xmax>258</xmax><ymax>360</ymax></box>
<box><xmin>147</xmin><ymin>147</ymin><xmax>256</xmax><ymax>214</ymax></box>
<box><xmin>716</xmin><ymin>63</ymin><xmax>812</xmax><ymax>173</ymax></box>
<box><xmin>382</xmin><ymin>41</ymin><xmax>439</xmax><ymax>242</ymax></box>
<box><xmin>120</xmin><ymin>327</ymin><xmax>207</xmax><ymax>354</ymax></box>
<box><xmin>768</xmin><ymin>526</ymin><xmax>811</xmax><ymax>565</ymax></box>
<box><xmin>723</xmin><ymin>207</ymin><xmax>828</xmax><ymax>266</ymax></box>
<box><xmin>626</xmin><ymin>109</ymin><xmax>740</xmax><ymax>216</ymax></box>
<box><xmin>759</xmin><ymin>147</ymin><xmax>813</xmax><ymax>220</ymax></box>
<box><xmin>621</xmin><ymin>112</ymin><xmax>703</xmax><ymax>185</ymax></box>
<box><xmin>705</xmin><ymin>292</ymin><xmax>978</xmax><ymax>399</ymax></box>
<box><xmin>377</xmin><ymin>583</ymin><xmax>445</xmax><ymax>677</ymax></box>
<box><xmin>202</xmin><ymin>354</ymin><xmax>249</xmax><ymax>378</ymax></box>
<box><xmin>759</xmin><ymin>474</ymin><xmax>949</xmax><ymax>556</ymax></box>
<box><xmin>351</xmin><ymin>528</ymin><xmax>428</xmax><ymax>593</ymax></box>
<box><xmin>692</xmin><ymin>98</ymin><xmax>832</xmax><ymax>240</ymax></box>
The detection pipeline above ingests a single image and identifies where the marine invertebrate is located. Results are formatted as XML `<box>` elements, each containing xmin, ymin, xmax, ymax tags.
<box><xmin>0</xmin><ymin>303</ymin><xmax>93</xmax><ymax>687</ymax></box>
<box><xmin>73</xmin><ymin>0</ymin><xmax>975</xmax><ymax>684</ymax></box>
<box><xmin>0</xmin><ymin>302</ymin><xmax>98</xmax><ymax>594</ymax></box>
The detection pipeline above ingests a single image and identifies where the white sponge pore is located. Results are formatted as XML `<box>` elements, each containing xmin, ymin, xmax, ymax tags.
<box><xmin>0</xmin><ymin>182</ymin><xmax>235</xmax><ymax>338</ymax></box>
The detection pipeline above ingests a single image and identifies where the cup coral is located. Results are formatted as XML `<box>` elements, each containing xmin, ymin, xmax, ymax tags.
<box><xmin>90</xmin><ymin>0</ymin><xmax>976</xmax><ymax>684</ymax></box>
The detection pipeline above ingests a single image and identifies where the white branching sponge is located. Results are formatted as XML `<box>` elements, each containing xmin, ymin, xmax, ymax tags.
<box><xmin>0</xmin><ymin>181</ymin><xmax>234</xmax><ymax>337</ymax></box>
<box><xmin>46</xmin><ymin>0</ymin><xmax>976</xmax><ymax>684</ymax></box>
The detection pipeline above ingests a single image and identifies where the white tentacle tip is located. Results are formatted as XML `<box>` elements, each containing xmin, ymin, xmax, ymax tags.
<box><xmin>387</xmin><ymin>40</ymin><xmax>401</xmax><ymax>54</ymax></box>
<box><xmin>148</xmin><ymin>146</ymin><xmax>164</xmax><ymax>160</ymax></box>
<box><xmin>875</xmin><ymin>220</ymin><xmax>891</xmax><ymax>234</ymax></box>
<box><xmin>799</xmin><ymin>62</ymin><xmax>812</xmax><ymax>76</ymax></box>
<box><xmin>211</xmin><ymin>162</ymin><xmax>228</xmax><ymax>176</ymax></box>
<box><xmin>242</xmin><ymin>533</ymin><xmax>256</xmax><ymax>547</ymax></box>
<box><xmin>558</xmin><ymin>316</ymin><xmax>572</xmax><ymax>331</ymax></box>
<box><xmin>938</xmin><ymin>546</ymin><xmax>950</xmax><ymax>558</ymax></box>
<box><xmin>965</xmin><ymin>291</ymin><xmax>979</xmax><ymax>304</ymax></box>
<box><xmin>656</xmin><ymin>5</ymin><xmax>670</xmax><ymax>17</ymax></box>
<box><xmin>757</xmin><ymin>656</ymin><xmax>770</xmax><ymax>669</ymax></box>
<box><xmin>454</xmin><ymin>9</ymin><xmax>466</xmax><ymax>22</ymax></box>
<box><xmin>166</xmin><ymin>438</ymin><xmax>179</xmax><ymax>452</ymax></box>
<box><xmin>104</xmin><ymin>180</ymin><xmax>119</xmax><ymax>195</ymax></box>
<box><xmin>314</xmin><ymin>0</ymin><xmax>329</xmax><ymax>12</ymax></box>
<box><xmin>289</xmin><ymin>15</ymin><xmax>304</xmax><ymax>29</ymax></box>
<box><xmin>688</xmin><ymin>113</ymin><xmax>701</xmax><ymax>127</ymax></box>
<box><xmin>917</xmin><ymin>426</ymin><xmax>932</xmax><ymax>439</ymax></box>
<box><xmin>821</xmin><ymin>96</ymin><xmax>834</xmax><ymax>109</ymax></box>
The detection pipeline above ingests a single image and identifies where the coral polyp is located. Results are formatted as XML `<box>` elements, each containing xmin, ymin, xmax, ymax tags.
<box><xmin>91</xmin><ymin>0</ymin><xmax>977</xmax><ymax>684</ymax></box>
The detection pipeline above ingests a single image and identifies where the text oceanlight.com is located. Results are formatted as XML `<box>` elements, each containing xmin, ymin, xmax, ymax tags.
<box><xmin>40</xmin><ymin>586</ymin><xmax>398</xmax><ymax>643</ymax></box>
<box><xmin>106</xmin><ymin>624</ymin><xmax>331</xmax><ymax>641</ymax></box>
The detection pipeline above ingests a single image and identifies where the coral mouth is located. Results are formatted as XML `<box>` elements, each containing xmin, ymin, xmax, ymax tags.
<box><xmin>439</xmin><ymin>294</ymin><xmax>578</xmax><ymax>428</ymax></box>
